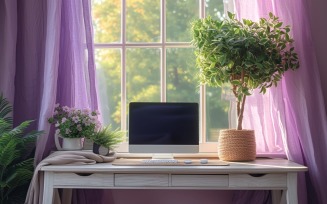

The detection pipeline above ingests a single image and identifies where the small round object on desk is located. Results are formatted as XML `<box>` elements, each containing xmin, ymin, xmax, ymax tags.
<box><xmin>184</xmin><ymin>160</ymin><xmax>192</xmax><ymax>164</ymax></box>
<box><xmin>93</xmin><ymin>143</ymin><xmax>110</xmax><ymax>156</ymax></box>
<box><xmin>200</xmin><ymin>159</ymin><xmax>208</xmax><ymax>164</ymax></box>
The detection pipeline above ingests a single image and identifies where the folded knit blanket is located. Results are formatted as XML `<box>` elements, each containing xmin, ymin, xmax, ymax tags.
<box><xmin>25</xmin><ymin>151</ymin><xmax>116</xmax><ymax>204</ymax></box>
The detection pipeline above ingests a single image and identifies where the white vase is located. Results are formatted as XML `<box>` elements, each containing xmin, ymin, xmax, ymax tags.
<box><xmin>62</xmin><ymin>138</ymin><xmax>83</xmax><ymax>150</ymax></box>
<box><xmin>55</xmin><ymin>132</ymin><xmax>83</xmax><ymax>151</ymax></box>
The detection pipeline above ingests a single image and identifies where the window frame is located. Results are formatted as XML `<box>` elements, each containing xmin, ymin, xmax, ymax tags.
<box><xmin>93</xmin><ymin>0</ymin><xmax>234</xmax><ymax>153</ymax></box>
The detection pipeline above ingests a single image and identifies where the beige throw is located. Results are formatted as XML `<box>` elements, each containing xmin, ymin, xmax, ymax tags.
<box><xmin>25</xmin><ymin>151</ymin><xmax>116</xmax><ymax>204</ymax></box>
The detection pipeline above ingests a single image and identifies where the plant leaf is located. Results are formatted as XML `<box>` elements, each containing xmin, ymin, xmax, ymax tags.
<box><xmin>227</xmin><ymin>12</ymin><xmax>235</xmax><ymax>19</ymax></box>
<box><xmin>275</xmin><ymin>22</ymin><xmax>283</xmax><ymax>28</ymax></box>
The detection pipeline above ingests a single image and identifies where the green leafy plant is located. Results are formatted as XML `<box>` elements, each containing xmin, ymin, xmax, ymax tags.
<box><xmin>0</xmin><ymin>95</ymin><xmax>12</xmax><ymax>125</ymax></box>
<box><xmin>0</xmin><ymin>94</ymin><xmax>43</xmax><ymax>204</ymax></box>
<box><xmin>89</xmin><ymin>125</ymin><xmax>124</xmax><ymax>150</ymax></box>
<box><xmin>191</xmin><ymin>12</ymin><xmax>299</xmax><ymax>130</ymax></box>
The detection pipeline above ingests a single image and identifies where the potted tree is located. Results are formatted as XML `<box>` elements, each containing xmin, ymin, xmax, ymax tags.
<box><xmin>191</xmin><ymin>12</ymin><xmax>299</xmax><ymax>161</ymax></box>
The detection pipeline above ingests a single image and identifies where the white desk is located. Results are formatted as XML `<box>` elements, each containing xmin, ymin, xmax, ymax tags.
<box><xmin>41</xmin><ymin>158</ymin><xmax>307</xmax><ymax>204</ymax></box>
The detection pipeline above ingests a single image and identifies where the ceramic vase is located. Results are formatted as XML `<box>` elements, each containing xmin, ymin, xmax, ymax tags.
<box><xmin>55</xmin><ymin>132</ymin><xmax>83</xmax><ymax>150</ymax></box>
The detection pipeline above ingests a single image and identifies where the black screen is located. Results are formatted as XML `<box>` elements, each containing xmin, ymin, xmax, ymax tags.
<box><xmin>129</xmin><ymin>102</ymin><xmax>199</xmax><ymax>145</ymax></box>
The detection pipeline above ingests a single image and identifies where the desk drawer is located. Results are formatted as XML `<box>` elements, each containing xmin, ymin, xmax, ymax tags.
<box><xmin>171</xmin><ymin>175</ymin><xmax>228</xmax><ymax>187</ymax></box>
<box><xmin>115</xmin><ymin>174</ymin><xmax>169</xmax><ymax>187</ymax></box>
<box><xmin>53</xmin><ymin>173</ymin><xmax>114</xmax><ymax>187</ymax></box>
<box><xmin>229</xmin><ymin>173</ymin><xmax>287</xmax><ymax>188</ymax></box>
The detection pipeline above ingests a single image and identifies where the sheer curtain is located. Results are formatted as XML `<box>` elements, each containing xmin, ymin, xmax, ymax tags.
<box><xmin>37</xmin><ymin>1</ymin><xmax>112</xmax><ymax>203</ymax></box>
<box><xmin>235</xmin><ymin>0</ymin><xmax>327</xmax><ymax>203</ymax></box>
<box><xmin>34</xmin><ymin>0</ymin><xmax>98</xmax><ymax>168</ymax></box>
<box><xmin>0</xmin><ymin>0</ymin><xmax>113</xmax><ymax>203</ymax></box>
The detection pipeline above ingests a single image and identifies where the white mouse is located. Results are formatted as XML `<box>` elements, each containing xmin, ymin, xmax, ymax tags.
<box><xmin>184</xmin><ymin>160</ymin><xmax>192</xmax><ymax>164</ymax></box>
<box><xmin>200</xmin><ymin>159</ymin><xmax>208</xmax><ymax>164</ymax></box>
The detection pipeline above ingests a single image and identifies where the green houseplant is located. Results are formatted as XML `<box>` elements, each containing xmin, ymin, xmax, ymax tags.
<box><xmin>89</xmin><ymin>125</ymin><xmax>124</xmax><ymax>156</ymax></box>
<box><xmin>0</xmin><ymin>94</ymin><xmax>43</xmax><ymax>204</ymax></box>
<box><xmin>191</xmin><ymin>12</ymin><xmax>299</xmax><ymax>161</ymax></box>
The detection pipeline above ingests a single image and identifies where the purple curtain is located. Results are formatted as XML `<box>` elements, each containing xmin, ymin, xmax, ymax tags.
<box><xmin>38</xmin><ymin>1</ymin><xmax>115</xmax><ymax>203</ymax></box>
<box><xmin>28</xmin><ymin>0</ymin><xmax>99</xmax><ymax>169</ymax></box>
<box><xmin>235</xmin><ymin>0</ymin><xmax>327</xmax><ymax>204</ymax></box>
<box><xmin>307</xmin><ymin>1</ymin><xmax>327</xmax><ymax>110</ymax></box>
<box><xmin>0</xmin><ymin>0</ymin><xmax>46</xmax><ymax>130</ymax></box>
<box><xmin>0</xmin><ymin>0</ymin><xmax>17</xmax><ymax>104</ymax></box>
<box><xmin>0</xmin><ymin>0</ymin><xmax>114</xmax><ymax>203</ymax></box>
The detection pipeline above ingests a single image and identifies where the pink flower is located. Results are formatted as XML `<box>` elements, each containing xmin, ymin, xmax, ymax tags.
<box><xmin>55</xmin><ymin>122</ymin><xmax>60</xmax><ymax>127</ymax></box>
<box><xmin>82</xmin><ymin>108</ymin><xmax>91</xmax><ymax>115</ymax></box>
<box><xmin>65</xmin><ymin>129</ymin><xmax>71</xmax><ymax>134</ymax></box>
<box><xmin>63</xmin><ymin>106</ymin><xmax>70</xmax><ymax>112</ymax></box>
<box><xmin>72</xmin><ymin>116</ymin><xmax>79</xmax><ymax>123</ymax></box>
<box><xmin>77</xmin><ymin>124</ymin><xmax>82</xmax><ymax>131</ymax></box>
<box><xmin>61</xmin><ymin>117</ymin><xmax>67</xmax><ymax>123</ymax></box>
<box><xmin>90</xmin><ymin>115</ymin><xmax>98</xmax><ymax>122</ymax></box>
<box><xmin>68</xmin><ymin>110</ymin><xmax>74</xmax><ymax>117</ymax></box>
<box><xmin>83</xmin><ymin>118</ymin><xmax>91</xmax><ymax>126</ymax></box>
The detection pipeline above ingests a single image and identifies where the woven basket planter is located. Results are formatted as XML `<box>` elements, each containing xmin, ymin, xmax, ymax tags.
<box><xmin>218</xmin><ymin>129</ymin><xmax>256</xmax><ymax>161</ymax></box>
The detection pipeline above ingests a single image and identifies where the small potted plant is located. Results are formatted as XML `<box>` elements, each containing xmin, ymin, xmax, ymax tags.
<box><xmin>48</xmin><ymin>104</ymin><xmax>101</xmax><ymax>150</ymax></box>
<box><xmin>191</xmin><ymin>12</ymin><xmax>299</xmax><ymax>161</ymax></box>
<box><xmin>89</xmin><ymin>125</ymin><xmax>124</xmax><ymax>156</ymax></box>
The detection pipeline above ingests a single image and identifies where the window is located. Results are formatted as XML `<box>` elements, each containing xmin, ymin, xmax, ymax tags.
<box><xmin>92</xmin><ymin>0</ymin><xmax>233</xmax><ymax>152</ymax></box>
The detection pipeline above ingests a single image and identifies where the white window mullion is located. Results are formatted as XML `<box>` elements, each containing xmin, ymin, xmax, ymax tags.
<box><xmin>94</xmin><ymin>42</ymin><xmax>191</xmax><ymax>49</ymax></box>
<box><xmin>160</xmin><ymin>0</ymin><xmax>166</xmax><ymax>102</ymax></box>
<box><xmin>121</xmin><ymin>0</ymin><xmax>127</xmax><ymax>132</ymax></box>
<box><xmin>199</xmin><ymin>0</ymin><xmax>206</xmax><ymax>143</ymax></box>
<box><xmin>200</xmin><ymin>0</ymin><xmax>205</xmax><ymax>19</ymax></box>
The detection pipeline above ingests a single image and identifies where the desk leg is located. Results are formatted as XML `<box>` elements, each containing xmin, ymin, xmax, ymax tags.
<box><xmin>43</xmin><ymin>172</ymin><xmax>54</xmax><ymax>204</ymax></box>
<box><xmin>286</xmin><ymin>173</ymin><xmax>298</xmax><ymax>204</ymax></box>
